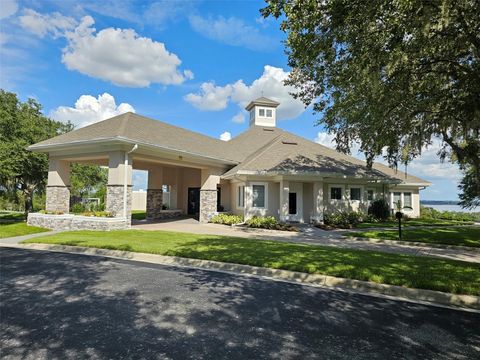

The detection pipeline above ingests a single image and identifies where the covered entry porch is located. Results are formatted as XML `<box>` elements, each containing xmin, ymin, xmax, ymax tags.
<box><xmin>28</xmin><ymin>142</ymin><xmax>233</xmax><ymax>230</ymax></box>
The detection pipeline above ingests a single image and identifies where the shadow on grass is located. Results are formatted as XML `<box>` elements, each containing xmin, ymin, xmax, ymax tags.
<box><xmin>2</xmin><ymin>248</ymin><xmax>480</xmax><ymax>359</ymax></box>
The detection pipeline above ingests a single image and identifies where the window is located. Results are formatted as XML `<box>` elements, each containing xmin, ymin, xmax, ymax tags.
<box><xmin>393</xmin><ymin>192</ymin><xmax>401</xmax><ymax>208</ymax></box>
<box><xmin>237</xmin><ymin>186</ymin><xmax>245</xmax><ymax>208</ymax></box>
<box><xmin>330</xmin><ymin>187</ymin><xmax>342</xmax><ymax>200</ymax></box>
<box><xmin>367</xmin><ymin>189</ymin><xmax>374</xmax><ymax>201</ymax></box>
<box><xmin>350</xmin><ymin>188</ymin><xmax>362</xmax><ymax>201</ymax></box>
<box><xmin>404</xmin><ymin>192</ymin><xmax>412</xmax><ymax>208</ymax></box>
<box><xmin>250</xmin><ymin>110</ymin><xmax>255</xmax><ymax>121</ymax></box>
<box><xmin>252</xmin><ymin>184</ymin><xmax>266</xmax><ymax>208</ymax></box>
<box><xmin>266</xmin><ymin>109</ymin><xmax>272</xmax><ymax>117</ymax></box>
<box><xmin>259</xmin><ymin>108</ymin><xmax>265</xmax><ymax>117</ymax></box>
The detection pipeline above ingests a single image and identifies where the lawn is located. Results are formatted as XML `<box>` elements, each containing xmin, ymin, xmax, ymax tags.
<box><xmin>355</xmin><ymin>218</ymin><xmax>474</xmax><ymax>229</ymax></box>
<box><xmin>131</xmin><ymin>210</ymin><xmax>146</xmax><ymax>220</ymax></box>
<box><xmin>0</xmin><ymin>211</ymin><xmax>26</xmax><ymax>222</ymax></box>
<box><xmin>24</xmin><ymin>230</ymin><xmax>480</xmax><ymax>296</ymax></box>
<box><xmin>347</xmin><ymin>227</ymin><xmax>480</xmax><ymax>248</ymax></box>
<box><xmin>0</xmin><ymin>222</ymin><xmax>49</xmax><ymax>239</ymax></box>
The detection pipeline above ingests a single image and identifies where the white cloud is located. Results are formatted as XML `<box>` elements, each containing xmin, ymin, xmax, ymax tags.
<box><xmin>49</xmin><ymin>93</ymin><xmax>135</xmax><ymax>128</ymax></box>
<box><xmin>0</xmin><ymin>0</ymin><xmax>18</xmax><ymax>19</ymax></box>
<box><xmin>314</xmin><ymin>131</ymin><xmax>462</xmax><ymax>181</ymax></box>
<box><xmin>19</xmin><ymin>9</ymin><xmax>77</xmax><ymax>38</ymax></box>
<box><xmin>61</xmin><ymin>16</ymin><xmax>192</xmax><ymax>87</ymax></box>
<box><xmin>219</xmin><ymin>131</ymin><xmax>232</xmax><ymax>141</ymax></box>
<box><xmin>185</xmin><ymin>66</ymin><xmax>306</xmax><ymax>121</ymax></box>
<box><xmin>189</xmin><ymin>15</ymin><xmax>277</xmax><ymax>51</ymax></box>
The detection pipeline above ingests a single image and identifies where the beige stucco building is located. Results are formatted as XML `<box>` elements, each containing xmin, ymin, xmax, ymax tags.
<box><xmin>27</xmin><ymin>97</ymin><xmax>430</xmax><ymax>230</ymax></box>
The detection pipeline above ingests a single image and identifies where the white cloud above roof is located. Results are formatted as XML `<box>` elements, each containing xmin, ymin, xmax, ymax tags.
<box><xmin>18</xmin><ymin>8</ymin><xmax>76</xmax><ymax>38</ymax></box>
<box><xmin>185</xmin><ymin>65</ymin><xmax>305</xmax><ymax>121</ymax></box>
<box><xmin>49</xmin><ymin>93</ymin><xmax>135</xmax><ymax>128</ymax></box>
<box><xmin>0</xmin><ymin>0</ymin><xmax>18</xmax><ymax>19</ymax></box>
<box><xmin>219</xmin><ymin>131</ymin><xmax>232</xmax><ymax>141</ymax></box>
<box><xmin>18</xmin><ymin>11</ymin><xmax>192</xmax><ymax>87</ymax></box>
<box><xmin>315</xmin><ymin>131</ymin><xmax>461</xmax><ymax>181</ymax></box>
<box><xmin>189</xmin><ymin>15</ymin><xmax>277</xmax><ymax>51</ymax></box>
<box><xmin>62</xmin><ymin>16</ymin><xmax>192</xmax><ymax>87</ymax></box>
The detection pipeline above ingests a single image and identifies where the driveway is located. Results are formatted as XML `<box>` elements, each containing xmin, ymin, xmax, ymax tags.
<box><xmin>132</xmin><ymin>218</ymin><xmax>480</xmax><ymax>263</ymax></box>
<box><xmin>1</xmin><ymin>248</ymin><xmax>479</xmax><ymax>359</ymax></box>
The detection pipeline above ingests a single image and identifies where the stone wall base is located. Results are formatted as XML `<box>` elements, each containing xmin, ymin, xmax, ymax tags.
<box><xmin>146</xmin><ymin>188</ymin><xmax>163</xmax><ymax>219</ymax></box>
<box><xmin>146</xmin><ymin>209</ymin><xmax>182</xmax><ymax>220</ymax></box>
<box><xmin>28</xmin><ymin>213</ymin><xmax>130</xmax><ymax>231</ymax></box>
<box><xmin>200</xmin><ymin>189</ymin><xmax>217</xmax><ymax>223</ymax></box>
<box><xmin>46</xmin><ymin>186</ymin><xmax>70</xmax><ymax>213</ymax></box>
<box><xmin>106</xmin><ymin>185</ymin><xmax>132</xmax><ymax>218</ymax></box>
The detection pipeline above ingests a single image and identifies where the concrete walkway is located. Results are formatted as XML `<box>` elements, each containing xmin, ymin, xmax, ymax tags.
<box><xmin>0</xmin><ymin>230</ymin><xmax>63</xmax><ymax>245</ymax></box>
<box><xmin>132</xmin><ymin>218</ymin><xmax>480</xmax><ymax>263</ymax></box>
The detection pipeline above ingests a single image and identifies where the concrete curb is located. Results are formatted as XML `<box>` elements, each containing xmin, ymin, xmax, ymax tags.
<box><xmin>1</xmin><ymin>242</ymin><xmax>479</xmax><ymax>311</ymax></box>
<box><xmin>344</xmin><ymin>235</ymin><xmax>480</xmax><ymax>252</ymax></box>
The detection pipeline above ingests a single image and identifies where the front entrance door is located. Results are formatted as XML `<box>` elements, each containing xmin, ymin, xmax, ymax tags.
<box><xmin>288</xmin><ymin>182</ymin><xmax>303</xmax><ymax>222</ymax></box>
<box><xmin>187</xmin><ymin>187</ymin><xmax>200</xmax><ymax>216</ymax></box>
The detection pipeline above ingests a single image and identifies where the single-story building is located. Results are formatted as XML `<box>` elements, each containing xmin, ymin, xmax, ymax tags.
<box><xmin>27</xmin><ymin>97</ymin><xmax>430</xmax><ymax>230</ymax></box>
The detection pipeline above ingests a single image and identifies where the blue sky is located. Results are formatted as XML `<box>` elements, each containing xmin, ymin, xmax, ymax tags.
<box><xmin>0</xmin><ymin>0</ymin><xmax>462</xmax><ymax>200</ymax></box>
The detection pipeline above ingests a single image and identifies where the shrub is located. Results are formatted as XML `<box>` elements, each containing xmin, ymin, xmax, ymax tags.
<box><xmin>80</xmin><ymin>211</ymin><xmax>114</xmax><ymax>217</ymax></box>
<box><xmin>324</xmin><ymin>211</ymin><xmax>364</xmax><ymax>228</ymax></box>
<box><xmin>246</xmin><ymin>216</ymin><xmax>278</xmax><ymax>229</ymax></box>
<box><xmin>420</xmin><ymin>206</ymin><xmax>479</xmax><ymax>222</ymax></box>
<box><xmin>71</xmin><ymin>202</ymin><xmax>86</xmax><ymax>214</ymax></box>
<box><xmin>368</xmin><ymin>198</ymin><xmax>391</xmax><ymax>221</ymax></box>
<box><xmin>210</xmin><ymin>213</ymin><xmax>243</xmax><ymax>225</ymax></box>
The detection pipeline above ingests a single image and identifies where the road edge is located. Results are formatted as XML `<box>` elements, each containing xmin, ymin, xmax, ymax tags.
<box><xmin>2</xmin><ymin>242</ymin><xmax>479</xmax><ymax>311</ymax></box>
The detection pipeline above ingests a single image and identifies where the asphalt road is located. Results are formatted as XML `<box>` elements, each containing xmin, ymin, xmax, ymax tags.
<box><xmin>1</xmin><ymin>248</ymin><xmax>479</xmax><ymax>359</ymax></box>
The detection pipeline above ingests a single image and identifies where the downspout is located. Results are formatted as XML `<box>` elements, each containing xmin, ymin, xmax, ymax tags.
<box><xmin>124</xmin><ymin>144</ymin><xmax>138</xmax><ymax>219</ymax></box>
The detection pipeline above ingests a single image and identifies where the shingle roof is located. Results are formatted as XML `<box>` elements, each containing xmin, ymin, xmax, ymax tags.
<box><xmin>222</xmin><ymin>126</ymin><xmax>430</xmax><ymax>184</ymax></box>
<box><xmin>29</xmin><ymin>112</ymin><xmax>239</xmax><ymax>163</ymax></box>
<box><xmin>29</xmin><ymin>112</ymin><xmax>429</xmax><ymax>185</ymax></box>
<box><xmin>245</xmin><ymin>97</ymin><xmax>280</xmax><ymax>111</ymax></box>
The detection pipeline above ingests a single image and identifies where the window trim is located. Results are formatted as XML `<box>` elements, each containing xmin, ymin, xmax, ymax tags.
<box><xmin>236</xmin><ymin>185</ymin><xmax>245</xmax><ymax>209</ymax></box>
<box><xmin>328</xmin><ymin>184</ymin><xmax>345</xmax><ymax>201</ymax></box>
<box><xmin>366</xmin><ymin>188</ymin><xmax>375</xmax><ymax>202</ymax></box>
<box><xmin>258</xmin><ymin>108</ymin><xmax>265</xmax><ymax>117</ymax></box>
<box><xmin>403</xmin><ymin>192</ymin><xmax>413</xmax><ymax>210</ymax></box>
<box><xmin>349</xmin><ymin>186</ymin><xmax>363</xmax><ymax>202</ymax></box>
<box><xmin>251</xmin><ymin>182</ymin><xmax>268</xmax><ymax>209</ymax></box>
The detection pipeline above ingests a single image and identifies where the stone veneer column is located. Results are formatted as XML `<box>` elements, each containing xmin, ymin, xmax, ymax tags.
<box><xmin>199</xmin><ymin>168</ymin><xmax>221</xmax><ymax>223</ymax></box>
<box><xmin>146</xmin><ymin>189</ymin><xmax>163</xmax><ymax>219</ymax></box>
<box><xmin>106</xmin><ymin>185</ymin><xmax>132</xmax><ymax>218</ymax></box>
<box><xmin>200</xmin><ymin>189</ymin><xmax>217</xmax><ymax>223</ymax></box>
<box><xmin>106</xmin><ymin>151</ymin><xmax>133</xmax><ymax>220</ymax></box>
<box><xmin>45</xmin><ymin>157</ymin><xmax>70</xmax><ymax>213</ymax></box>
<box><xmin>45</xmin><ymin>186</ymin><xmax>70</xmax><ymax>213</ymax></box>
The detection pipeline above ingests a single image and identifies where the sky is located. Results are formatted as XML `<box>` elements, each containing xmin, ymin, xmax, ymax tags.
<box><xmin>0</xmin><ymin>0</ymin><xmax>463</xmax><ymax>200</ymax></box>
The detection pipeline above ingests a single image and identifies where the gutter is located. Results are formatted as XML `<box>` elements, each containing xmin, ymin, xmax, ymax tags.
<box><xmin>124</xmin><ymin>144</ymin><xmax>138</xmax><ymax>219</ymax></box>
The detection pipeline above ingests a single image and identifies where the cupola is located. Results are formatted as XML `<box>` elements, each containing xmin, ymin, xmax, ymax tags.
<box><xmin>245</xmin><ymin>97</ymin><xmax>280</xmax><ymax>127</ymax></box>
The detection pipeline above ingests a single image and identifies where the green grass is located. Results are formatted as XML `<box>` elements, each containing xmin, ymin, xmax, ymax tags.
<box><xmin>355</xmin><ymin>218</ymin><xmax>474</xmax><ymax>229</ymax></box>
<box><xmin>0</xmin><ymin>211</ymin><xmax>26</xmax><ymax>221</ymax></box>
<box><xmin>348</xmin><ymin>227</ymin><xmax>480</xmax><ymax>248</ymax></box>
<box><xmin>0</xmin><ymin>222</ymin><xmax>49</xmax><ymax>238</ymax></box>
<box><xmin>24</xmin><ymin>230</ymin><xmax>480</xmax><ymax>296</ymax></box>
<box><xmin>131</xmin><ymin>210</ymin><xmax>146</xmax><ymax>220</ymax></box>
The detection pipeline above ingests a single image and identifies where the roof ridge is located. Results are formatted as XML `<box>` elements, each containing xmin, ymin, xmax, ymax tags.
<box><xmin>234</xmin><ymin>133</ymin><xmax>286</xmax><ymax>170</ymax></box>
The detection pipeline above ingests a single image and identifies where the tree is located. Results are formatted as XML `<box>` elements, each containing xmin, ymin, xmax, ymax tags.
<box><xmin>262</xmin><ymin>0</ymin><xmax>480</xmax><ymax>207</ymax></box>
<box><xmin>70</xmin><ymin>163</ymin><xmax>107</xmax><ymax>199</ymax></box>
<box><xmin>0</xmin><ymin>90</ymin><xmax>72</xmax><ymax>214</ymax></box>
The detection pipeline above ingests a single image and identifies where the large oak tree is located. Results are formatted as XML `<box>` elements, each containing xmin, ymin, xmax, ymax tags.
<box><xmin>262</xmin><ymin>0</ymin><xmax>480</xmax><ymax>207</ymax></box>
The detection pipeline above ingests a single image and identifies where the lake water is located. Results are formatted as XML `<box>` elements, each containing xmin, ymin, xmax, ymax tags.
<box><xmin>422</xmin><ymin>204</ymin><xmax>479</xmax><ymax>213</ymax></box>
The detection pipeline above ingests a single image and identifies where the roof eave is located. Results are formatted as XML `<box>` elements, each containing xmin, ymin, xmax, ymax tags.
<box><xmin>29</xmin><ymin>136</ymin><xmax>240</xmax><ymax>166</ymax></box>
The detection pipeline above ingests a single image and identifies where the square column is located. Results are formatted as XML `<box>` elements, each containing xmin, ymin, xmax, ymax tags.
<box><xmin>146</xmin><ymin>167</ymin><xmax>164</xmax><ymax>220</ymax></box>
<box><xmin>106</xmin><ymin>151</ymin><xmax>133</xmax><ymax>219</ymax></box>
<box><xmin>45</xmin><ymin>157</ymin><xmax>70</xmax><ymax>213</ymax></box>
<box><xmin>279</xmin><ymin>179</ymin><xmax>289</xmax><ymax>222</ymax></box>
<box><xmin>199</xmin><ymin>168</ymin><xmax>221</xmax><ymax>222</ymax></box>
<box><xmin>311</xmin><ymin>181</ymin><xmax>324</xmax><ymax>223</ymax></box>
